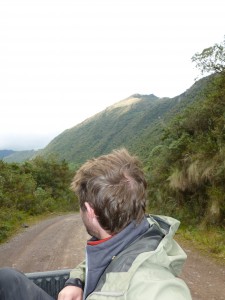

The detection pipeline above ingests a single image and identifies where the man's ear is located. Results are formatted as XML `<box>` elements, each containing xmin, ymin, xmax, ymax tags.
<box><xmin>84</xmin><ymin>202</ymin><xmax>96</xmax><ymax>219</ymax></box>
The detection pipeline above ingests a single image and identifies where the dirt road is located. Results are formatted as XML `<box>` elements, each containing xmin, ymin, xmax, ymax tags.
<box><xmin>0</xmin><ymin>213</ymin><xmax>224</xmax><ymax>299</ymax></box>
<box><xmin>0</xmin><ymin>214</ymin><xmax>89</xmax><ymax>272</ymax></box>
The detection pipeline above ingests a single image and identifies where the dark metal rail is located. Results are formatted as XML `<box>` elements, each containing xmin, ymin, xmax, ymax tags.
<box><xmin>26</xmin><ymin>269</ymin><xmax>71</xmax><ymax>299</ymax></box>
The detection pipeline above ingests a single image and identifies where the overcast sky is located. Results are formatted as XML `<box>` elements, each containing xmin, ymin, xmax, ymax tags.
<box><xmin>0</xmin><ymin>0</ymin><xmax>224</xmax><ymax>150</ymax></box>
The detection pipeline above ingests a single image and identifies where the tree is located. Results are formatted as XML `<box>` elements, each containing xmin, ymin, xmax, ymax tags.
<box><xmin>192</xmin><ymin>36</ymin><xmax>225</xmax><ymax>76</ymax></box>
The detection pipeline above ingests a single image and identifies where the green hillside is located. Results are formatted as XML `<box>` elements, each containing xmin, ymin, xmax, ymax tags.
<box><xmin>147</xmin><ymin>71</ymin><xmax>225</xmax><ymax>227</ymax></box>
<box><xmin>3</xmin><ymin>150</ymin><xmax>38</xmax><ymax>163</ymax></box>
<box><xmin>40</xmin><ymin>76</ymin><xmax>212</xmax><ymax>166</ymax></box>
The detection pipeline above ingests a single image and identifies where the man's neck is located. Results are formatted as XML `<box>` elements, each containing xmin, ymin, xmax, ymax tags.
<box><xmin>96</xmin><ymin>228</ymin><xmax>112</xmax><ymax>240</ymax></box>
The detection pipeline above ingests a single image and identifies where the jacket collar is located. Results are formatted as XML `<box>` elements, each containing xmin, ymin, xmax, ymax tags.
<box><xmin>84</xmin><ymin>217</ymin><xmax>150</xmax><ymax>298</ymax></box>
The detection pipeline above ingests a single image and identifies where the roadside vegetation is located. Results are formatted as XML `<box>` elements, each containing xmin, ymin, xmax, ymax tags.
<box><xmin>146</xmin><ymin>37</ymin><xmax>225</xmax><ymax>226</ymax></box>
<box><xmin>146</xmin><ymin>37</ymin><xmax>225</xmax><ymax>262</ymax></box>
<box><xmin>176</xmin><ymin>225</ymin><xmax>225</xmax><ymax>264</ymax></box>
<box><xmin>0</xmin><ymin>156</ymin><xmax>78</xmax><ymax>243</ymax></box>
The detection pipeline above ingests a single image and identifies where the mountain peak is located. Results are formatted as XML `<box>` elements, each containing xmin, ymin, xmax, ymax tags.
<box><xmin>109</xmin><ymin>93</ymin><xmax>158</xmax><ymax>110</ymax></box>
<box><xmin>129</xmin><ymin>93</ymin><xmax>157</xmax><ymax>99</ymax></box>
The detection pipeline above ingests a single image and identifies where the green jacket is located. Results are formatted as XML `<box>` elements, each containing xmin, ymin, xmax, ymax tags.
<box><xmin>70</xmin><ymin>215</ymin><xmax>192</xmax><ymax>300</ymax></box>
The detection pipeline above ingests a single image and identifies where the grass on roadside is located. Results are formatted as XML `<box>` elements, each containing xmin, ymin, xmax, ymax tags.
<box><xmin>0</xmin><ymin>208</ymin><xmax>69</xmax><ymax>244</ymax></box>
<box><xmin>176</xmin><ymin>224</ymin><xmax>225</xmax><ymax>264</ymax></box>
<box><xmin>0</xmin><ymin>208</ymin><xmax>28</xmax><ymax>243</ymax></box>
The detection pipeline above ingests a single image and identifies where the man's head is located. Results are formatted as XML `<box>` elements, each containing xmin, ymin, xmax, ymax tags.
<box><xmin>71</xmin><ymin>148</ymin><xmax>147</xmax><ymax>235</ymax></box>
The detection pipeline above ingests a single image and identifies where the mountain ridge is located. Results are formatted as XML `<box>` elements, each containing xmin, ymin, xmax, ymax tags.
<box><xmin>2</xmin><ymin>75</ymin><xmax>212</xmax><ymax>164</ymax></box>
<box><xmin>40</xmin><ymin>76</ymin><xmax>211</xmax><ymax>165</ymax></box>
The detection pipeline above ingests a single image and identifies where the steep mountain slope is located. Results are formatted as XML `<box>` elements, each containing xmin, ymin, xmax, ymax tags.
<box><xmin>41</xmin><ymin>76</ymin><xmax>211</xmax><ymax>165</ymax></box>
<box><xmin>41</xmin><ymin>94</ymin><xmax>159</xmax><ymax>164</ymax></box>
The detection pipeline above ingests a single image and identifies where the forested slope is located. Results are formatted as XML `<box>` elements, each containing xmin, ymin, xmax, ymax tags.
<box><xmin>146</xmin><ymin>38</ymin><xmax>225</xmax><ymax>227</ymax></box>
<box><xmin>146</xmin><ymin>72</ymin><xmax>225</xmax><ymax>227</ymax></box>
<box><xmin>40</xmin><ymin>77</ymin><xmax>212</xmax><ymax>166</ymax></box>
